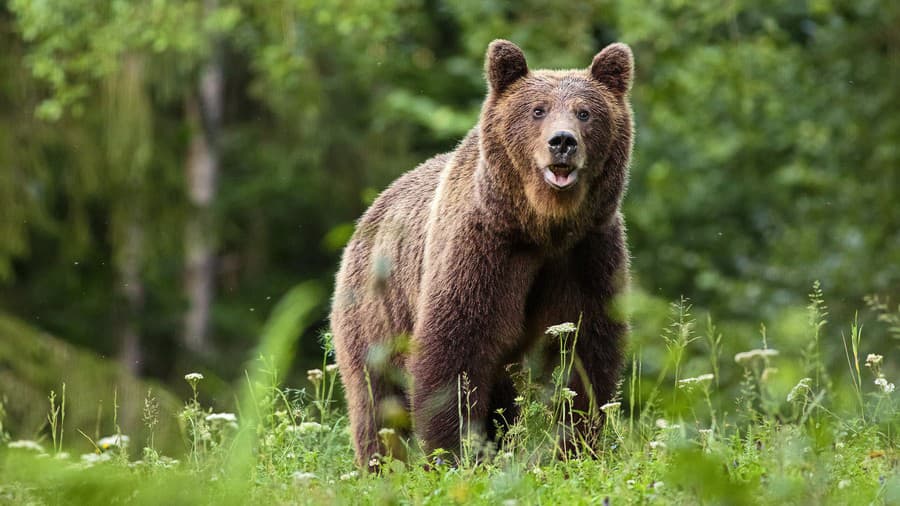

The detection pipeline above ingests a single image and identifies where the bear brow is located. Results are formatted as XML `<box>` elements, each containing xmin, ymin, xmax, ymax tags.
<box><xmin>553</xmin><ymin>81</ymin><xmax>599</xmax><ymax>104</ymax></box>
<box><xmin>557</xmin><ymin>75</ymin><xmax>594</xmax><ymax>92</ymax></box>
<box><xmin>519</xmin><ymin>74</ymin><xmax>594</xmax><ymax>99</ymax></box>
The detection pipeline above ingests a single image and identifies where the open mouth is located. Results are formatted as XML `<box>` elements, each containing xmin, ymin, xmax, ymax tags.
<box><xmin>543</xmin><ymin>164</ymin><xmax>579</xmax><ymax>190</ymax></box>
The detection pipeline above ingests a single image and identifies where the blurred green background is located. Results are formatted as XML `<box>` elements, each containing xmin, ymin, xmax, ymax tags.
<box><xmin>0</xmin><ymin>0</ymin><xmax>897</xmax><ymax>452</ymax></box>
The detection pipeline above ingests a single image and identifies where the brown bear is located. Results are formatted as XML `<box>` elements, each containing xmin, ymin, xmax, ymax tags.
<box><xmin>330</xmin><ymin>39</ymin><xmax>633</xmax><ymax>468</ymax></box>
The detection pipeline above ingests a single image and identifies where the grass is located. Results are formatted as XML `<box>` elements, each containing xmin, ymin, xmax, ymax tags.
<box><xmin>0</xmin><ymin>286</ymin><xmax>897</xmax><ymax>505</ymax></box>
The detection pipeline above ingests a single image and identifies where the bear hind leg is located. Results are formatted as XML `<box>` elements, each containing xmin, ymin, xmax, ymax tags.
<box><xmin>343</xmin><ymin>360</ymin><xmax>410</xmax><ymax>471</ymax></box>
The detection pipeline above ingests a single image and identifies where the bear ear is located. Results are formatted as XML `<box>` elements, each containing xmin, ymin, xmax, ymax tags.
<box><xmin>485</xmin><ymin>39</ymin><xmax>528</xmax><ymax>94</ymax></box>
<box><xmin>590</xmin><ymin>43</ymin><xmax>634</xmax><ymax>95</ymax></box>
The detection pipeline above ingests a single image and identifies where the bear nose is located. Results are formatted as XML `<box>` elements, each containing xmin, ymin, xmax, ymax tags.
<box><xmin>548</xmin><ymin>131</ymin><xmax>578</xmax><ymax>158</ymax></box>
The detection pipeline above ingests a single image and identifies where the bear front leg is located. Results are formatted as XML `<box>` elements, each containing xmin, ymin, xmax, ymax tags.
<box><xmin>410</xmin><ymin>240</ymin><xmax>538</xmax><ymax>462</ymax></box>
<box><xmin>562</xmin><ymin>314</ymin><xmax>626</xmax><ymax>453</ymax></box>
<box><xmin>529</xmin><ymin>221</ymin><xmax>628</xmax><ymax>455</ymax></box>
<box><xmin>564</xmin><ymin>226</ymin><xmax>629</xmax><ymax>454</ymax></box>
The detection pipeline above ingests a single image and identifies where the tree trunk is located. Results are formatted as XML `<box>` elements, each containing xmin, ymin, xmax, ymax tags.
<box><xmin>109</xmin><ymin>55</ymin><xmax>150</xmax><ymax>376</ymax></box>
<box><xmin>117</xmin><ymin>219</ymin><xmax>144</xmax><ymax>375</ymax></box>
<box><xmin>183</xmin><ymin>10</ymin><xmax>223</xmax><ymax>355</ymax></box>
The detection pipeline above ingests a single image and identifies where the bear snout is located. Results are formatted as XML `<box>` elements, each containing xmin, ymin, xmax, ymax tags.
<box><xmin>543</xmin><ymin>130</ymin><xmax>582</xmax><ymax>190</ymax></box>
<box><xmin>548</xmin><ymin>130</ymin><xmax>578</xmax><ymax>162</ymax></box>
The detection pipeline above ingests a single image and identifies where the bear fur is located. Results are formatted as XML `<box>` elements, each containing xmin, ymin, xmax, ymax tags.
<box><xmin>331</xmin><ymin>39</ymin><xmax>634</xmax><ymax>468</ymax></box>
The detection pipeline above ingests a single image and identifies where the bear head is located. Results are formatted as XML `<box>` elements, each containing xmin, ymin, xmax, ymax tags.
<box><xmin>479</xmin><ymin>40</ymin><xmax>633</xmax><ymax>222</ymax></box>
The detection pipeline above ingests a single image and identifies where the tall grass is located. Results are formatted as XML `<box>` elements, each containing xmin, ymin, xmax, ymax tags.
<box><xmin>0</xmin><ymin>284</ymin><xmax>897</xmax><ymax>505</ymax></box>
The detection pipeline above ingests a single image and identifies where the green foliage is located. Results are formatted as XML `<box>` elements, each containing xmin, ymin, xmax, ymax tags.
<box><xmin>10</xmin><ymin>0</ymin><xmax>237</xmax><ymax>119</ymax></box>
<box><xmin>617</xmin><ymin>0</ymin><xmax>900</xmax><ymax>320</ymax></box>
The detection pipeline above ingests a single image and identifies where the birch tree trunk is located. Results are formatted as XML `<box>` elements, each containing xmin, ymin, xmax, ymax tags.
<box><xmin>109</xmin><ymin>55</ymin><xmax>152</xmax><ymax>375</ymax></box>
<box><xmin>117</xmin><ymin>220</ymin><xmax>145</xmax><ymax>374</ymax></box>
<box><xmin>183</xmin><ymin>6</ymin><xmax>223</xmax><ymax>355</ymax></box>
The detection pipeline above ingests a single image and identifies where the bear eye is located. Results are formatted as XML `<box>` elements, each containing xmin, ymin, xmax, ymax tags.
<box><xmin>576</xmin><ymin>110</ymin><xmax>590</xmax><ymax>121</ymax></box>
<box><xmin>532</xmin><ymin>107</ymin><xmax>546</xmax><ymax>119</ymax></box>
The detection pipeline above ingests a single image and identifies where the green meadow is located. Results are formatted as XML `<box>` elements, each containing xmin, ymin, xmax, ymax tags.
<box><xmin>2</xmin><ymin>285</ymin><xmax>897</xmax><ymax>505</ymax></box>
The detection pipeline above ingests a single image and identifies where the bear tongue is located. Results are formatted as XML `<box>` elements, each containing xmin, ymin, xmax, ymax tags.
<box><xmin>543</xmin><ymin>167</ymin><xmax>578</xmax><ymax>188</ymax></box>
<box><xmin>553</xmin><ymin>172</ymin><xmax>573</xmax><ymax>186</ymax></box>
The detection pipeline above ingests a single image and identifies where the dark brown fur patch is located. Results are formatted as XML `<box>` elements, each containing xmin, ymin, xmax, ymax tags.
<box><xmin>330</xmin><ymin>40</ymin><xmax>634</xmax><ymax>467</ymax></box>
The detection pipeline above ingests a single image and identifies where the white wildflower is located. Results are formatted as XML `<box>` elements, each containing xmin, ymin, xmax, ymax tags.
<box><xmin>600</xmin><ymin>401</ymin><xmax>621</xmax><ymax>412</ymax></box>
<box><xmin>299</xmin><ymin>421</ymin><xmax>323</xmax><ymax>434</ymax></box>
<box><xmin>545</xmin><ymin>322</ymin><xmax>577</xmax><ymax>337</ymax></box>
<box><xmin>307</xmin><ymin>369</ymin><xmax>324</xmax><ymax>382</ymax></box>
<box><xmin>560</xmin><ymin>388</ymin><xmax>578</xmax><ymax>401</ymax></box>
<box><xmin>205</xmin><ymin>412</ymin><xmax>237</xmax><ymax>423</ymax></box>
<box><xmin>734</xmin><ymin>348</ymin><xmax>779</xmax><ymax>365</ymax></box>
<box><xmin>874</xmin><ymin>376</ymin><xmax>895</xmax><ymax>393</ymax></box>
<box><xmin>865</xmin><ymin>354</ymin><xmax>883</xmax><ymax>367</ymax></box>
<box><xmin>326</xmin><ymin>364</ymin><xmax>339</xmax><ymax>374</ymax></box>
<box><xmin>677</xmin><ymin>373</ymin><xmax>714</xmax><ymax>389</ymax></box>
<box><xmin>513</xmin><ymin>396</ymin><xmax>525</xmax><ymax>404</ymax></box>
<box><xmin>626</xmin><ymin>479</ymin><xmax>636</xmax><ymax>486</ymax></box>
<box><xmin>649</xmin><ymin>441</ymin><xmax>666</xmax><ymax>450</ymax></box>
<box><xmin>655</xmin><ymin>419</ymin><xmax>680</xmax><ymax>430</ymax></box>
<box><xmin>292</xmin><ymin>471</ymin><xmax>316</xmax><ymax>485</ymax></box>
<box><xmin>8</xmin><ymin>440</ymin><xmax>44</xmax><ymax>452</ymax></box>
<box><xmin>159</xmin><ymin>456</ymin><xmax>179</xmax><ymax>468</ymax></box>
<box><xmin>286</xmin><ymin>422</ymin><xmax>322</xmax><ymax>435</ymax></box>
<box><xmin>339</xmin><ymin>471</ymin><xmax>358</xmax><ymax>481</ymax></box>
<box><xmin>80</xmin><ymin>452</ymin><xmax>112</xmax><ymax>467</ymax></box>
<box><xmin>97</xmin><ymin>434</ymin><xmax>130</xmax><ymax>450</ymax></box>
<box><xmin>652</xmin><ymin>481</ymin><xmax>665</xmax><ymax>490</ymax></box>
<box><xmin>787</xmin><ymin>377</ymin><xmax>813</xmax><ymax>402</ymax></box>
<box><xmin>698</xmin><ymin>429</ymin><xmax>713</xmax><ymax>437</ymax></box>
<box><xmin>378</xmin><ymin>427</ymin><xmax>396</xmax><ymax>437</ymax></box>
<box><xmin>184</xmin><ymin>372</ymin><xmax>204</xmax><ymax>382</ymax></box>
